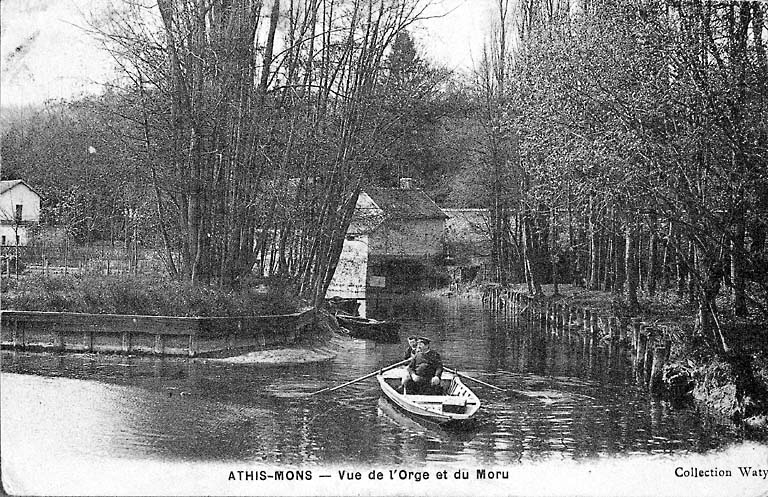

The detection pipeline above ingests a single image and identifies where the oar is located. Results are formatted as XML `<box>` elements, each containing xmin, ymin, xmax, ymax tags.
<box><xmin>444</xmin><ymin>367</ymin><xmax>506</xmax><ymax>392</ymax></box>
<box><xmin>446</xmin><ymin>367</ymin><xmax>556</xmax><ymax>401</ymax></box>
<box><xmin>308</xmin><ymin>358</ymin><xmax>410</xmax><ymax>396</ymax></box>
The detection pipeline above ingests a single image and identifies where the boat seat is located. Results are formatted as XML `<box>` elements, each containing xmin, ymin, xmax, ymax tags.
<box><xmin>442</xmin><ymin>397</ymin><xmax>467</xmax><ymax>414</ymax></box>
<box><xmin>402</xmin><ymin>394</ymin><xmax>448</xmax><ymax>404</ymax></box>
<box><xmin>402</xmin><ymin>394</ymin><xmax>477</xmax><ymax>405</ymax></box>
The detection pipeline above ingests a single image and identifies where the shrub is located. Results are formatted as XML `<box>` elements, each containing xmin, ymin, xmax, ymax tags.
<box><xmin>2</xmin><ymin>275</ymin><xmax>301</xmax><ymax>316</ymax></box>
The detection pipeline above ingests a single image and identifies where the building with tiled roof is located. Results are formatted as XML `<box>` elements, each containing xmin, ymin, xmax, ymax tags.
<box><xmin>328</xmin><ymin>178</ymin><xmax>448</xmax><ymax>296</ymax></box>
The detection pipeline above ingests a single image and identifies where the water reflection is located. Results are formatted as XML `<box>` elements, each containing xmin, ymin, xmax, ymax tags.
<box><xmin>1</xmin><ymin>294</ymin><xmax>748</xmax><ymax>466</ymax></box>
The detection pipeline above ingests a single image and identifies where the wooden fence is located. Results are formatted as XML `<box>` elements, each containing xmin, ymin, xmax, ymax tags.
<box><xmin>483</xmin><ymin>288</ymin><xmax>678</xmax><ymax>395</ymax></box>
<box><xmin>2</xmin><ymin>243</ymin><xmax>166</xmax><ymax>277</ymax></box>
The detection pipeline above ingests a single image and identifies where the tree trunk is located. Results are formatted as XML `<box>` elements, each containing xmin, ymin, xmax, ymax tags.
<box><xmin>258</xmin><ymin>0</ymin><xmax>280</xmax><ymax>100</ymax></box>
<box><xmin>732</xmin><ymin>213</ymin><xmax>747</xmax><ymax>317</ymax></box>
<box><xmin>588</xmin><ymin>195</ymin><xmax>600</xmax><ymax>290</ymax></box>
<box><xmin>660</xmin><ymin>222</ymin><xmax>673</xmax><ymax>290</ymax></box>
<box><xmin>522</xmin><ymin>217</ymin><xmax>542</xmax><ymax>295</ymax></box>
<box><xmin>647</xmin><ymin>219</ymin><xmax>658</xmax><ymax>297</ymax></box>
<box><xmin>695</xmin><ymin>245</ymin><xmax>730</xmax><ymax>353</ymax></box>
<box><xmin>624</xmin><ymin>222</ymin><xmax>639</xmax><ymax>311</ymax></box>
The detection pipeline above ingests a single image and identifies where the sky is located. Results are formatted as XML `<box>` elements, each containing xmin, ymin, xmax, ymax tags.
<box><xmin>0</xmin><ymin>0</ymin><xmax>495</xmax><ymax>108</ymax></box>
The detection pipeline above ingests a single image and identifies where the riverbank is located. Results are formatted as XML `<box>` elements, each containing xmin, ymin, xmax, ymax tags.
<box><xmin>473</xmin><ymin>282</ymin><xmax>768</xmax><ymax>433</ymax></box>
<box><xmin>0</xmin><ymin>275</ymin><xmax>344</xmax><ymax>360</ymax></box>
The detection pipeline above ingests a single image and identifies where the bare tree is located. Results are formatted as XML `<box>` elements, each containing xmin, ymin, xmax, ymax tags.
<box><xmin>95</xmin><ymin>0</ymin><xmax>432</xmax><ymax>304</ymax></box>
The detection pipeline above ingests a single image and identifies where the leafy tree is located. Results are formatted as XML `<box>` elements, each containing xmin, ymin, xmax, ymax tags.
<box><xmin>368</xmin><ymin>30</ymin><xmax>452</xmax><ymax>197</ymax></box>
<box><xmin>485</xmin><ymin>0</ymin><xmax>768</xmax><ymax>354</ymax></box>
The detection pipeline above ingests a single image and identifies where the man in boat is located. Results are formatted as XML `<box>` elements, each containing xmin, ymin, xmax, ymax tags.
<box><xmin>401</xmin><ymin>337</ymin><xmax>444</xmax><ymax>395</ymax></box>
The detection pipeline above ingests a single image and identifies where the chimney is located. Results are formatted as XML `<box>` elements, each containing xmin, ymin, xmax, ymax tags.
<box><xmin>399</xmin><ymin>177</ymin><xmax>413</xmax><ymax>190</ymax></box>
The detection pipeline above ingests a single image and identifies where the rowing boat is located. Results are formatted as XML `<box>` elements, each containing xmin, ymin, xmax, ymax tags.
<box><xmin>336</xmin><ymin>313</ymin><xmax>400</xmax><ymax>343</ymax></box>
<box><xmin>376</xmin><ymin>366</ymin><xmax>480</xmax><ymax>426</ymax></box>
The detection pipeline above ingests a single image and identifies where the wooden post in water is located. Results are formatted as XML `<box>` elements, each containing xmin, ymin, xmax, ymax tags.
<box><xmin>643</xmin><ymin>328</ymin><xmax>655</xmax><ymax>385</ymax></box>
<box><xmin>121</xmin><ymin>331</ymin><xmax>130</xmax><ymax>354</ymax></box>
<box><xmin>635</xmin><ymin>331</ymin><xmax>647</xmax><ymax>381</ymax></box>
<box><xmin>524</xmin><ymin>295</ymin><xmax>530</xmax><ymax>323</ymax></box>
<box><xmin>510</xmin><ymin>292</ymin><xmax>516</xmax><ymax>315</ymax></box>
<box><xmin>631</xmin><ymin>318</ymin><xmax>642</xmax><ymax>350</ymax></box>
<box><xmin>56</xmin><ymin>328</ymin><xmax>65</xmax><ymax>352</ymax></box>
<box><xmin>522</xmin><ymin>295</ymin><xmax>528</xmax><ymax>322</ymax></box>
<box><xmin>618</xmin><ymin>317</ymin><xmax>629</xmax><ymax>343</ymax></box>
<box><xmin>537</xmin><ymin>300</ymin><xmax>544</xmax><ymax>331</ymax></box>
<box><xmin>12</xmin><ymin>318</ymin><xmax>23</xmax><ymax>349</ymax></box>
<box><xmin>590</xmin><ymin>311</ymin><xmax>599</xmax><ymax>346</ymax></box>
<box><xmin>649</xmin><ymin>341</ymin><xmax>669</xmax><ymax>395</ymax></box>
<box><xmin>583</xmin><ymin>308</ymin><xmax>590</xmax><ymax>336</ymax></box>
<box><xmin>188</xmin><ymin>333</ymin><xmax>198</xmax><ymax>357</ymax></box>
<box><xmin>544</xmin><ymin>302</ymin><xmax>551</xmax><ymax>334</ymax></box>
<box><xmin>552</xmin><ymin>303</ymin><xmax>559</xmax><ymax>336</ymax></box>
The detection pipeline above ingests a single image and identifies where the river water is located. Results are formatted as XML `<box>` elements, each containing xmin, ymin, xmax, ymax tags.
<box><xmin>2</xmin><ymin>295</ymin><xmax>765</xmax><ymax>495</ymax></box>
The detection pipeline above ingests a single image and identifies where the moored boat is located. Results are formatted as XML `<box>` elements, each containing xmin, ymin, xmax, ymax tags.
<box><xmin>325</xmin><ymin>297</ymin><xmax>361</xmax><ymax>317</ymax></box>
<box><xmin>336</xmin><ymin>313</ymin><xmax>400</xmax><ymax>343</ymax></box>
<box><xmin>376</xmin><ymin>366</ymin><xmax>481</xmax><ymax>426</ymax></box>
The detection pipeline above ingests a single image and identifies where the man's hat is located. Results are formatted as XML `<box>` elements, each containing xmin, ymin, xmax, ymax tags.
<box><xmin>407</xmin><ymin>335</ymin><xmax>417</xmax><ymax>340</ymax></box>
<box><xmin>417</xmin><ymin>336</ymin><xmax>431</xmax><ymax>345</ymax></box>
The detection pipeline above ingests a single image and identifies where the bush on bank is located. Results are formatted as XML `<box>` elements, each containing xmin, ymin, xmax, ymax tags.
<box><xmin>1</xmin><ymin>275</ymin><xmax>300</xmax><ymax>317</ymax></box>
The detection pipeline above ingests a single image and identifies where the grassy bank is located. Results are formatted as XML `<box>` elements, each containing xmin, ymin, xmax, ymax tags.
<box><xmin>0</xmin><ymin>275</ymin><xmax>300</xmax><ymax>317</ymax></box>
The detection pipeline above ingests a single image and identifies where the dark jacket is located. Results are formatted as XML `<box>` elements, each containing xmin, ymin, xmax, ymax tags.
<box><xmin>408</xmin><ymin>350</ymin><xmax>443</xmax><ymax>381</ymax></box>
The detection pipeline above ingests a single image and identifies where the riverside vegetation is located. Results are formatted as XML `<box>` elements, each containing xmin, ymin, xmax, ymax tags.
<box><xmin>1</xmin><ymin>275</ymin><xmax>299</xmax><ymax>317</ymax></box>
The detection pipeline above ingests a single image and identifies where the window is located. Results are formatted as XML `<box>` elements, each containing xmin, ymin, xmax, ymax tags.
<box><xmin>1</xmin><ymin>236</ymin><xmax>5</xmax><ymax>245</ymax></box>
<box><xmin>14</xmin><ymin>204</ymin><xmax>22</xmax><ymax>223</ymax></box>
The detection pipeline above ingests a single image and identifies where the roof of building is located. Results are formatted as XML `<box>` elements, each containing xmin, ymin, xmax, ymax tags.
<box><xmin>365</xmin><ymin>187</ymin><xmax>447</xmax><ymax>221</ymax></box>
<box><xmin>347</xmin><ymin>192</ymin><xmax>385</xmax><ymax>235</ymax></box>
<box><xmin>0</xmin><ymin>179</ymin><xmax>40</xmax><ymax>197</ymax></box>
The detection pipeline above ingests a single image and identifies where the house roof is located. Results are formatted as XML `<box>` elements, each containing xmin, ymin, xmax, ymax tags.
<box><xmin>365</xmin><ymin>187</ymin><xmax>447</xmax><ymax>221</ymax></box>
<box><xmin>347</xmin><ymin>192</ymin><xmax>385</xmax><ymax>235</ymax></box>
<box><xmin>0</xmin><ymin>179</ymin><xmax>40</xmax><ymax>197</ymax></box>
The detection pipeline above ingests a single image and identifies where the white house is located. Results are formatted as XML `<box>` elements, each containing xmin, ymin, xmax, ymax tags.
<box><xmin>327</xmin><ymin>178</ymin><xmax>447</xmax><ymax>297</ymax></box>
<box><xmin>0</xmin><ymin>180</ymin><xmax>41</xmax><ymax>246</ymax></box>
